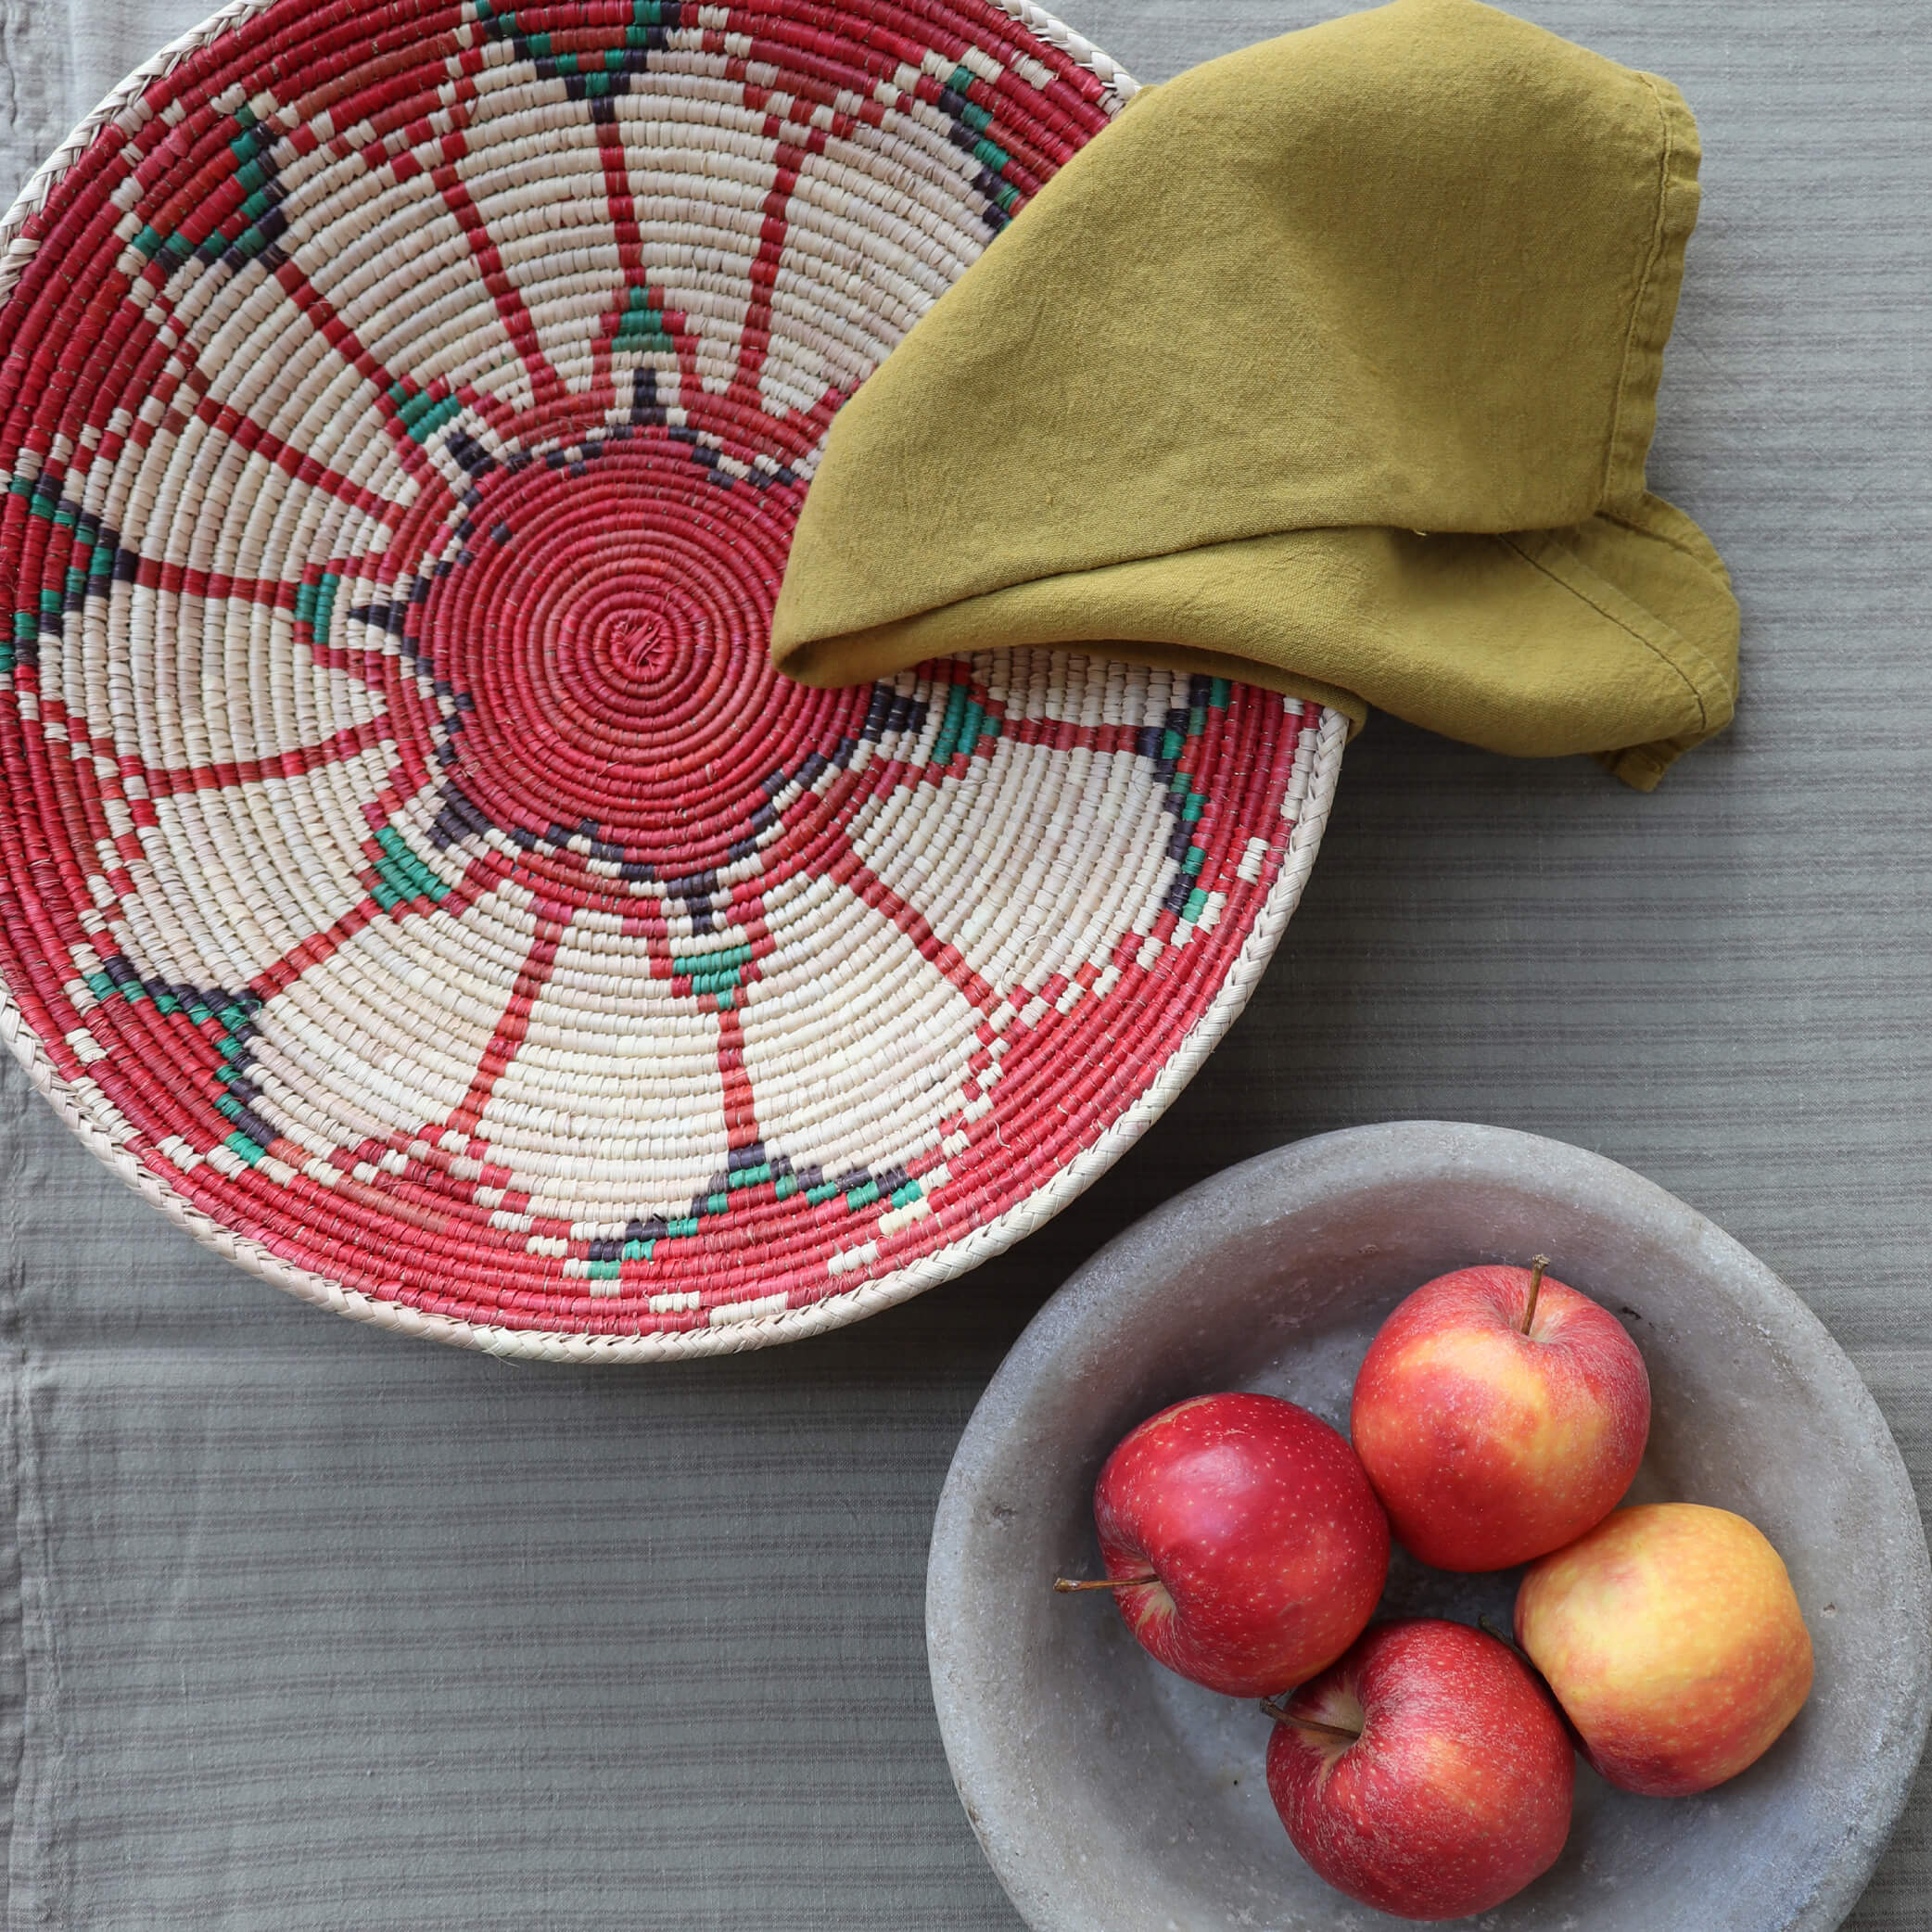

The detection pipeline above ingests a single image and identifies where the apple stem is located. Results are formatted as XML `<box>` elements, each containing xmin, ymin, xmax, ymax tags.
<box><xmin>1259</xmin><ymin>1698</ymin><xmax>1362</xmax><ymax>1744</ymax></box>
<box><xmin>1052</xmin><ymin>1572</ymin><xmax>1158</xmax><ymax>1595</ymax></box>
<box><xmin>1520</xmin><ymin>1254</ymin><xmax>1550</xmax><ymax>1334</ymax></box>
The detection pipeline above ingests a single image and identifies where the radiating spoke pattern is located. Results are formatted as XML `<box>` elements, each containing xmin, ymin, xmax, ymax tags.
<box><xmin>0</xmin><ymin>0</ymin><xmax>1342</xmax><ymax>1355</ymax></box>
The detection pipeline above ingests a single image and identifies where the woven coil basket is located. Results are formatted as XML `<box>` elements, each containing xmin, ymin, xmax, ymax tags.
<box><xmin>0</xmin><ymin>0</ymin><xmax>1345</xmax><ymax>1359</ymax></box>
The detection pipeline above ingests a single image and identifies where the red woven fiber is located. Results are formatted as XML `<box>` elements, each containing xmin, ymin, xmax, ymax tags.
<box><xmin>0</xmin><ymin>0</ymin><xmax>1339</xmax><ymax>1355</ymax></box>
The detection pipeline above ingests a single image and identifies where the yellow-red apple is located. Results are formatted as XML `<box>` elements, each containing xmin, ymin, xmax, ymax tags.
<box><xmin>1265</xmin><ymin>1619</ymin><xmax>1574</xmax><ymax>1921</ymax></box>
<box><xmin>1349</xmin><ymin>1261</ymin><xmax>1649</xmax><ymax>1570</ymax></box>
<box><xmin>1056</xmin><ymin>1392</ymin><xmax>1390</xmax><ymax>1697</ymax></box>
<box><xmin>1515</xmin><ymin>1503</ymin><xmax>1813</xmax><ymax>1797</ymax></box>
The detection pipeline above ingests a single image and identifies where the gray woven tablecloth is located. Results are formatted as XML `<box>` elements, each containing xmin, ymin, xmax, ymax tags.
<box><xmin>3</xmin><ymin>2</ymin><xmax>1927</xmax><ymax>1926</ymax></box>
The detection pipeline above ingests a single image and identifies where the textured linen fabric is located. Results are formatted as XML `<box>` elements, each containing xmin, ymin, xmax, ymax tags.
<box><xmin>772</xmin><ymin>0</ymin><xmax>1741</xmax><ymax>790</ymax></box>
<box><xmin>2</xmin><ymin>3</ymin><xmax>1928</xmax><ymax>1928</ymax></box>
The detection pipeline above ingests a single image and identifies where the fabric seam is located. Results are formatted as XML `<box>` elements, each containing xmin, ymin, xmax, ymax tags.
<box><xmin>1599</xmin><ymin>72</ymin><xmax>1680</xmax><ymax>506</ymax></box>
<box><xmin>1499</xmin><ymin>532</ymin><xmax>1711</xmax><ymax>735</ymax></box>
<box><xmin>1599</xmin><ymin>502</ymin><xmax>1735</xmax><ymax>593</ymax></box>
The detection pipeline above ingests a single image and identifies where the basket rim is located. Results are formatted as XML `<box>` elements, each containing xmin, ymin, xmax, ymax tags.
<box><xmin>1</xmin><ymin>708</ymin><xmax>1342</xmax><ymax>1361</ymax></box>
<box><xmin>0</xmin><ymin>0</ymin><xmax>1139</xmax><ymax>299</ymax></box>
<box><xmin>0</xmin><ymin>0</ymin><xmax>1344</xmax><ymax>1362</ymax></box>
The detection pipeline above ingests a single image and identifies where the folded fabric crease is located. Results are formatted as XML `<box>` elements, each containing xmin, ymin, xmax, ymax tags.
<box><xmin>771</xmin><ymin>0</ymin><xmax>1741</xmax><ymax>791</ymax></box>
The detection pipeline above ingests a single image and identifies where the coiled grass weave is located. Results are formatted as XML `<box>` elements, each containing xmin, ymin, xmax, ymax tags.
<box><xmin>0</xmin><ymin>0</ymin><xmax>1344</xmax><ymax>1357</ymax></box>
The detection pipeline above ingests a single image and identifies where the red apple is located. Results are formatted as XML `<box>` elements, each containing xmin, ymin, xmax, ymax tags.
<box><xmin>1265</xmin><ymin>1618</ymin><xmax>1574</xmax><ymax>1922</ymax></box>
<box><xmin>1349</xmin><ymin>1259</ymin><xmax>1649</xmax><ymax>1570</ymax></box>
<box><xmin>1057</xmin><ymin>1392</ymin><xmax>1390</xmax><ymax>1697</ymax></box>
<box><xmin>1515</xmin><ymin>1502</ymin><xmax>1813</xmax><ymax>1796</ymax></box>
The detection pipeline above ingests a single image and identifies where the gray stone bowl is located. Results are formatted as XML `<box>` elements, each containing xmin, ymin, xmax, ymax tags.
<box><xmin>927</xmin><ymin>1123</ymin><xmax>1932</xmax><ymax>1932</ymax></box>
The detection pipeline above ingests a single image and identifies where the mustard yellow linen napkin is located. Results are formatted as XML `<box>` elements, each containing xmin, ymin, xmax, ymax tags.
<box><xmin>770</xmin><ymin>0</ymin><xmax>1738</xmax><ymax>790</ymax></box>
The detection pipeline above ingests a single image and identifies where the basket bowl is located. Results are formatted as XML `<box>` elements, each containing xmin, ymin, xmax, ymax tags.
<box><xmin>0</xmin><ymin>0</ymin><xmax>1342</xmax><ymax>1356</ymax></box>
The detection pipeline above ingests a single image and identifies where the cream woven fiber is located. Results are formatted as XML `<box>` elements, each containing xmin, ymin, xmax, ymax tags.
<box><xmin>0</xmin><ymin>0</ymin><xmax>1346</xmax><ymax>1359</ymax></box>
